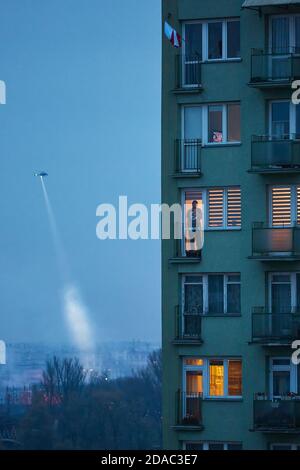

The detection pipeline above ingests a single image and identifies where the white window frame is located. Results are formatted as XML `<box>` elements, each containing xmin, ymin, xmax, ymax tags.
<box><xmin>182</xmin><ymin>273</ymin><xmax>241</xmax><ymax>315</ymax></box>
<box><xmin>268</xmin><ymin>272</ymin><xmax>299</xmax><ymax>312</ymax></box>
<box><xmin>269</xmin><ymin>100</ymin><xmax>298</xmax><ymax>139</ymax></box>
<box><xmin>182</xmin><ymin>18</ymin><xmax>241</xmax><ymax>62</ymax></box>
<box><xmin>270</xmin><ymin>443</ymin><xmax>300</xmax><ymax>450</ymax></box>
<box><xmin>269</xmin><ymin>357</ymin><xmax>297</xmax><ymax>398</ymax></box>
<box><xmin>183</xmin><ymin>357</ymin><xmax>242</xmax><ymax>399</ymax></box>
<box><xmin>182</xmin><ymin>441</ymin><xmax>242</xmax><ymax>451</ymax></box>
<box><xmin>268</xmin><ymin>184</ymin><xmax>300</xmax><ymax>227</ymax></box>
<box><xmin>182</xmin><ymin>103</ymin><xmax>241</xmax><ymax>146</ymax></box>
<box><xmin>269</xmin><ymin>14</ymin><xmax>300</xmax><ymax>54</ymax></box>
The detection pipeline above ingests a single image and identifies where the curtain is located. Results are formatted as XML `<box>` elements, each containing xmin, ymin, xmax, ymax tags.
<box><xmin>227</xmin><ymin>283</ymin><xmax>241</xmax><ymax>314</ymax></box>
<box><xmin>184</xmin><ymin>284</ymin><xmax>203</xmax><ymax>314</ymax></box>
<box><xmin>272</xmin><ymin>283</ymin><xmax>291</xmax><ymax>313</ymax></box>
<box><xmin>272</xmin><ymin>17</ymin><xmax>289</xmax><ymax>54</ymax></box>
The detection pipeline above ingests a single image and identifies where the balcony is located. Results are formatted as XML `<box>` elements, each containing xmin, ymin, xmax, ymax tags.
<box><xmin>173</xmin><ymin>306</ymin><xmax>202</xmax><ymax>345</ymax></box>
<box><xmin>174</xmin><ymin>139</ymin><xmax>202</xmax><ymax>177</ymax></box>
<box><xmin>174</xmin><ymin>55</ymin><xmax>202</xmax><ymax>93</ymax></box>
<box><xmin>169</xmin><ymin>225</ymin><xmax>202</xmax><ymax>264</ymax></box>
<box><xmin>250</xmin><ymin>49</ymin><xmax>300</xmax><ymax>88</ymax></box>
<box><xmin>250</xmin><ymin>223</ymin><xmax>300</xmax><ymax>261</ymax></box>
<box><xmin>250</xmin><ymin>135</ymin><xmax>300</xmax><ymax>174</ymax></box>
<box><xmin>175</xmin><ymin>391</ymin><xmax>203</xmax><ymax>430</ymax></box>
<box><xmin>252</xmin><ymin>309</ymin><xmax>300</xmax><ymax>345</ymax></box>
<box><xmin>254</xmin><ymin>396</ymin><xmax>300</xmax><ymax>433</ymax></box>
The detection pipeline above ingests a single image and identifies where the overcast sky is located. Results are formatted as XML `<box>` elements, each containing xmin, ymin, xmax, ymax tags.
<box><xmin>0</xmin><ymin>0</ymin><xmax>161</xmax><ymax>345</ymax></box>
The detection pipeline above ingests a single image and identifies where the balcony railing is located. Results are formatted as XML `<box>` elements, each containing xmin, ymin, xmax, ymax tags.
<box><xmin>252</xmin><ymin>308</ymin><xmax>300</xmax><ymax>344</ymax></box>
<box><xmin>251</xmin><ymin>223</ymin><xmax>300</xmax><ymax>260</ymax></box>
<box><xmin>176</xmin><ymin>391</ymin><xmax>203</xmax><ymax>428</ymax></box>
<box><xmin>175</xmin><ymin>55</ymin><xmax>202</xmax><ymax>90</ymax></box>
<box><xmin>174</xmin><ymin>139</ymin><xmax>202</xmax><ymax>175</ymax></box>
<box><xmin>254</xmin><ymin>396</ymin><xmax>300</xmax><ymax>432</ymax></box>
<box><xmin>174</xmin><ymin>306</ymin><xmax>202</xmax><ymax>342</ymax></box>
<box><xmin>171</xmin><ymin>224</ymin><xmax>202</xmax><ymax>263</ymax></box>
<box><xmin>250</xmin><ymin>48</ymin><xmax>300</xmax><ymax>85</ymax></box>
<box><xmin>251</xmin><ymin>135</ymin><xmax>300</xmax><ymax>173</ymax></box>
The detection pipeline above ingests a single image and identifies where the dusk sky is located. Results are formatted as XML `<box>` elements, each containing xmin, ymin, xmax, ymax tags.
<box><xmin>0</xmin><ymin>0</ymin><xmax>161</xmax><ymax>345</ymax></box>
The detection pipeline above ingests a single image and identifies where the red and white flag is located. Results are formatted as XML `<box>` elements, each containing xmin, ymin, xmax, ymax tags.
<box><xmin>164</xmin><ymin>21</ymin><xmax>182</xmax><ymax>48</ymax></box>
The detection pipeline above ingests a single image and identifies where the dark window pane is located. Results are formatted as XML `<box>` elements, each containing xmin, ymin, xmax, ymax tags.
<box><xmin>184</xmin><ymin>284</ymin><xmax>203</xmax><ymax>314</ymax></box>
<box><xmin>208</xmin><ymin>275</ymin><xmax>224</xmax><ymax>313</ymax></box>
<box><xmin>208</xmin><ymin>22</ymin><xmax>223</xmax><ymax>59</ymax></box>
<box><xmin>297</xmin><ymin>274</ymin><xmax>300</xmax><ymax>310</ymax></box>
<box><xmin>227</xmin><ymin>21</ymin><xmax>240</xmax><ymax>58</ymax></box>
<box><xmin>227</xmin><ymin>283</ymin><xmax>241</xmax><ymax>314</ymax></box>
<box><xmin>209</xmin><ymin>443</ymin><xmax>224</xmax><ymax>450</ymax></box>
<box><xmin>273</xmin><ymin>370</ymin><xmax>290</xmax><ymax>396</ymax></box>
<box><xmin>272</xmin><ymin>283</ymin><xmax>291</xmax><ymax>314</ymax></box>
<box><xmin>227</xmin><ymin>104</ymin><xmax>241</xmax><ymax>142</ymax></box>
<box><xmin>271</xmin><ymin>102</ymin><xmax>290</xmax><ymax>138</ymax></box>
<box><xmin>228</xmin><ymin>444</ymin><xmax>243</xmax><ymax>451</ymax></box>
<box><xmin>297</xmin><ymin>103</ymin><xmax>300</xmax><ymax>137</ymax></box>
<box><xmin>185</xmin><ymin>23</ymin><xmax>202</xmax><ymax>58</ymax></box>
<box><xmin>186</xmin><ymin>443</ymin><xmax>204</xmax><ymax>451</ymax></box>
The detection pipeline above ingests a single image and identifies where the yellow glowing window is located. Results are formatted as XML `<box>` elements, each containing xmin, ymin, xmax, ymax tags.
<box><xmin>186</xmin><ymin>372</ymin><xmax>203</xmax><ymax>394</ymax></box>
<box><xmin>228</xmin><ymin>360</ymin><xmax>242</xmax><ymax>396</ymax></box>
<box><xmin>184</xmin><ymin>358</ymin><xmax>203</xmax><ymax>366</ymax></box>
<box><xmin>209</xmin><ymin>360</ymin><xmax>224</xmax><ymax>396</ymax></box>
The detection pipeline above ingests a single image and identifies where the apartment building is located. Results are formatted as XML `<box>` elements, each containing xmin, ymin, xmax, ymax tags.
<box><xmin>162</xmin><ymin>0</ymin><xmax>300</xmax><ymax>450</ymax></box>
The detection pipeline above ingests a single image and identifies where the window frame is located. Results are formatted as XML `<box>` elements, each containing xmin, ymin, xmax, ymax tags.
<box><xmin>182</xmin><ymin>18</ymin><xmax>241</xmax><ymax>62</ymax></box>
<box><xmin>269</xmin><ymin>357</ymin><xmax>297</xmax><ymax>398</ymax></box>
<box><xmin>269</xmin><ymin>100</ymin><xmax>299</xmax><ymax>139</ymax></box>
<box><xmin>182</xmin><ymin>103</ymin><xmax>241</xmax><ymax>146</ymax></box>
<box><xmin>182</xmin><ymin>187</ymin><xmax>242</xmax><ymax>234</ymax></box>
<box><xmin>269</xmin><ymin>14</ymin><xmax>300</xmax><ymax>54</ymax></box>
<box><xmin>268</xmin><ymin>272</ymin><xmax>299</xmax><ymax>312</ymax></box>
<box><xmin>183</xmin><ymin>441</ymin><xmax>243</xmax><ymax>451</ymax></box>
<box><xmin>268</xmin><ymin>184</ymin><xmax>300</xmax><ymax>227</ymax></box>
<box><xmin>183</xmin><ymin>357</ymin><xmax>243</xmax><ymax>399</ymax></box>
<box><xmin>182</xmin><ymin>273</ymin><xmax>241</xmax><ymax>316</ymax></box>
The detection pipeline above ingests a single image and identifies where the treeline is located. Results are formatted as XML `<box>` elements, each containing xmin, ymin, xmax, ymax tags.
<box><xmin>1</xmin><ymin>349</ymin><xmax>162</xmax><ymax>450</ymax></box>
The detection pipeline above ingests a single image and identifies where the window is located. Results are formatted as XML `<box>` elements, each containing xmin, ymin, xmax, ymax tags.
<box><xmin>270</xmin><ymin>15</ymin><xmax>300</xmax><ymax>54</ymax></box>
<box><xmin>269</xmin><ymin>101</ymin><xmax>300</xmax><ymax>139</ymax></box>
<box><xmin>184</xmin><ymin>442</ymin><xmax>242</xmax><ymax>451</ymax></box>
<box><xmin>269</xmin><ymin>357</ymin><xmax>297</xmax><ymax>398</ymax></box>
<box><xmin>183</xmin><ymin>358</ymin><xmax>242</xmax><ymax>399</ymax></box>
<box><xmin>182</xmin><ymin>188</ymin><xmax>241</xmax><ymax>248</ymax></box>
<box><xmin>183</xmin><ymin>104</ymin><xmax>241</xmax><ymax>145</ymax></box>
<box><xmin>183</xmin><ymin>274</ymin><xmax>241</xmax><ymax>315</ymax></box>
<box><xmin>208</xmin><ymin>22</ymin><xmax>223</xmax><ymax>60</ymax></box>
<box><xmin>207</xmin><ymin>187</ymin><xmax>241</xmax><ymax>229</ymax></box>
<box><xmin>183</xmin><ymin>19</ymin><xmax>240</xmax><ymax>62</ymax></box>
<box><xmin>271</xmin><ymin>444</ymin><xmax>300</xmax><ymax>451</ymax></box>
<box><xmin>270</xmin><ymin>185</ymin><xmax>300</xmax><ymax>227</ymax></box>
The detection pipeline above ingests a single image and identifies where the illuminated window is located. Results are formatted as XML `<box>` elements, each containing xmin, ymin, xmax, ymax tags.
<box><xmin>207</xmin><ymin>187</ymin><xmax>241</xmax><ymax>229</ymax></box>
<box><xmin>228</xmin><ymin>360</ymin><xmax>242</xmax><ymax>396</ymax></box>
<box><xmin>186</xmin><ymin>371</ymin><xmax>203</xmax><ymax>394</ymax></box>
<box><xmin>209</xmin><ymin>360</ymin><xmax>224</xmax><ymax>396</ymax></box>
<box><xmin>184</xmin><ymin>358</ymin><xmax>204</xmax><ymax>366</ymax></box>
<box><xmin>270</xmin><ymin>185</ymin><xmax>300</xmax><ymax>227</ymax></box>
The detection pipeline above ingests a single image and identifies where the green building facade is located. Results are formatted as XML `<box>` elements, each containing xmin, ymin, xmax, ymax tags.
<box><xmin>162</xmin><ymin>0</ymin><xmax>300</xmax><ymax>450</ymax></box>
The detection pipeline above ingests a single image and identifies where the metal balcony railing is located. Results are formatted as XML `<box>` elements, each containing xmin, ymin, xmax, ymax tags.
<box><xmin>175</xmin><ymin>305</ymin><xmax>202</xmax><ymax>341</ymax></box>
<box><xmin>176</xmin><ymin>390</ymin><xmax>203</xmax><ymax>427</ymax></box>
<box><xmin>251</xmin><ymin>223</ymin><xmax>300</xmax><ymax>259</ymax></box>
<box><xmin>174</xmin><ymin>139</ymin><xmax>202</xmax><ymax>175</ymax></box>
<box><xmin>251</xmin><ymin>48</ymin><xmax>300</xmax><ymax>84</ymax></box>
<box><xmin>175</xmin><ymin>55</ymin><xmax>202</xmax><ymax>90</ymax></box>
<box><xmin>251</xmin><ymin>135</ymin><xmax>300</xmax><ymax>172</ymax></box>
<box><xmin>254</xmin><ymin>396</ymin><xmax>300</xmax><ymax>431</ymax></box>
<box><xmin>252</xmin><ymin>309</ymin><xmax>300</xmax><ymax>343</ymax></box>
